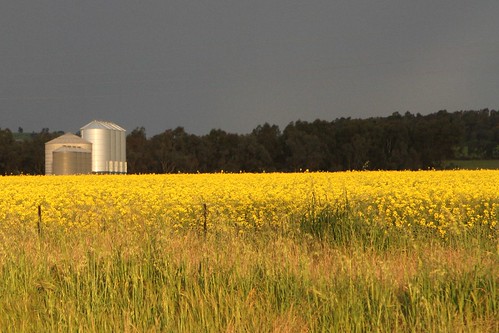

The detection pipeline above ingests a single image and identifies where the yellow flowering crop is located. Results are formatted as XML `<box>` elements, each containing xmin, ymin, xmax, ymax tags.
<box><xmin>0</xmin><ymin>171</ymin><xmax>497</xmax><ymax>236</ymax></box>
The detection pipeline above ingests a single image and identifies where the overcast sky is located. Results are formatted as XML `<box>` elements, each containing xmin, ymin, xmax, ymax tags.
<box><xmin>1</xmin><ymin>1</ymin><xmax>498</xmax><ymax>135</ymax></box>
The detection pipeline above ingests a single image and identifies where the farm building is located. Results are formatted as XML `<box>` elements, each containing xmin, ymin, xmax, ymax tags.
<box><xmin>45</xmin><ymin>120</ymin><xmax>126</xmax><ymax>175</ymax></box>
<box><xmin>81</xmin><ymin>120</ymin><xmax>127</xmax><ymax>174</ymax></box>
<box><xmin>45</xmin><ymin>133</ymin><xmax>92</xmax><ymax>175</ymax></box>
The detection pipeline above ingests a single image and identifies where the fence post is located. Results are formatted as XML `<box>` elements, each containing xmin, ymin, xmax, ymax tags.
<box><xmin>203</xmin><ymin>203</ymin><xmax>208</xmax><ymax>237</ymax></box>
<box><xmin>37</xmin><ymin>205</ymin><xmax>42</xmax><ymax>237</ymax></box>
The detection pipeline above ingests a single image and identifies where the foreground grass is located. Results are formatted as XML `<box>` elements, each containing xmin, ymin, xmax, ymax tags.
<box><xmin>0</xmin><ymin>211</ymin><xmax>497</xmax><ymax>332</ymax></box>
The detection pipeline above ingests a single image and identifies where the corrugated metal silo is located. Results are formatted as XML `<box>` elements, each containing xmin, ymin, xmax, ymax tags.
<box><xmin>120</xmin><ymin>129</ymin><xmax>127</xmax><ymax>173</ymax></box>
<box><xmin>80</xmin><ymin>120</ymin><xmax>127</xmax><ymax>173</ymax></box>
<box><xmin>45</xmin><ymin>133</ymin><xmax>92</xmax><ymax>175</ymax></box>
<box><xmin>52</xmin><ymin>147</ymin><xmax>92</xmax><ymax>175</ymax></box>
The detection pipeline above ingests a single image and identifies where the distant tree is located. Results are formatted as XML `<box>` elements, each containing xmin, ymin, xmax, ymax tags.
<box><xmin>456</xmin><ymin>109</ymin><xmax>497</xmax><ymax>159</ymax></box>
<box><xmin>7</xmin><ymin>128</ymin><xmax>63</xmax><ymax>174</ymax></box>
<box><xmin>31</xmin><ymin>129</ymin><xmax>58</xmax><ymax>174</ymax></box>
<box><xmin>170</xmin><ymin>128</ymin><xmax>201</xmax><ymax>173</ymax></box>
<box><xmin>251</xmin><ymin>123</ymin><xmax>284</xmax><ymax>171</ymax></box>
<box><xmin>233</xmin><ymin>135</ymin><xmax>273</xmax><ymax>172</ymax></box>
<box><xmin>149</xmin><ymin>127</ymin><xmax>200</xmax><ymax>173</ymax></box>
<box><xmin>282</xmin><ymin>121</ymin><xmax>328</xmax><ymax>171</ymax></box>
<box><xmin>201</xmin><ymin>129</ymin><xmax>242</xmax><ymax>172</ymax></box>
<box><xmin>0</xmin><ymin>128</ymin><xmax>15</xmax><ymax>174</ymax></box>
<box><xmin>126</xmin><ymin>127</ymin><xmax>153</xmax><ymax>173</ymax></box>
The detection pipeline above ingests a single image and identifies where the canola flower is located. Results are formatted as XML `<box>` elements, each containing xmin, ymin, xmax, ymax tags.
<box><xmin>0</xmin><ymin>171</ymin><xmax>497</xmax><ymax>237</ymax></box>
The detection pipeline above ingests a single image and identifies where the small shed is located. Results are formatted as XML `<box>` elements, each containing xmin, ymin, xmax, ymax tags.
<box><xmin>45</xmin><ymin>133</ymin><xmax>92</xmax><ymax>175</ymax></box>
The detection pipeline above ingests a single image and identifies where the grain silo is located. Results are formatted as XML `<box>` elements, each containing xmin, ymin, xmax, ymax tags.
<box><xmin>80</xmin><ymin>120</ymin><xmax>127</xmax><ymax>174</ymax></box>
<box><xmin>45</xmin><ymin>133</ymin><xmax>93</xmax><ymax>175</ymax></box>
<box><xmin>52</xmin><ymin>146</ymin><xmax>92</xmax><ymax>175</ymax></box>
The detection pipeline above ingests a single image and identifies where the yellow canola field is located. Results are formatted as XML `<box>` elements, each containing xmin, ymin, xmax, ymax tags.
<box><xmin>0</xmin><ymin>171</ymin><xmax>497</xmax><ymax>236</ymax></box>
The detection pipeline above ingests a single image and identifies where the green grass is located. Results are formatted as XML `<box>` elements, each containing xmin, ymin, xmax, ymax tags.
<box><xmin>443</xmin><ymin>159</ymin><xmax>499</xmax><ymax>170</ymax></box>
<box><xmin>12</xmin><ymin>132</ymin><xmax>33</xmax><ymax>142</ymax></box>
<box><xmin>0</xmin><ymin>208</ymin><xmax>497</xmax><ymax>332</ymax></box>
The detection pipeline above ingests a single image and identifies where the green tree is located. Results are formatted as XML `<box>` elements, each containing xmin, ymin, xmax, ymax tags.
<box><xmin>126</xmin><ymin>127</ymin><xmax>153</xmax><ymax>174</ymax></box>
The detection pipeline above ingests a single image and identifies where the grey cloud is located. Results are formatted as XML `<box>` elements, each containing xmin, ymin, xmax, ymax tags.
<box><xmin>1</xmin><ymin>1</ymin><xmax>498</xmax><ymax>135</ymax></box>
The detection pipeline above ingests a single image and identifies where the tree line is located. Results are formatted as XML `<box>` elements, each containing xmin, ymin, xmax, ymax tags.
<box><xmin>1</xmin><ymin>109</ymin><xmax>498</xmax><ymax>175</ymax></box>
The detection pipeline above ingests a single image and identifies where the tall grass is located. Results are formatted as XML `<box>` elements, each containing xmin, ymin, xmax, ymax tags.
<box><xmin>0</xmin><ymin>205</ymin><xmax>497</xmax><ymax>332</ymax></box>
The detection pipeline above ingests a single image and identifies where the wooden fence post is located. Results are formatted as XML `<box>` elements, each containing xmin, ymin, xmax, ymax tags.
<box><xmin>203</xmin><ymin>203</ymin><xmax>208</xmax><ymax>237</ymax></box>
<box><xmin>37</xmin><ymin>205</ymin><xmax>42</xmax><ymax>237</ymax></box>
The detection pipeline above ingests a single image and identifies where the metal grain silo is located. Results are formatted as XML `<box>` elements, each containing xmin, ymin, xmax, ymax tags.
<box><xmin>120</xmin><ymin>128</ymin><xmax>127</xmax><ymax>173</ymax></box>
<box><xmin>52</xmin><ymin>147</ymin><xmax>92</xmax><ymax>175</ymax></box>
<box><xmin>80</xmin><ymin>120</ymin><xmax>127</xmax><ymax>174</ymax></box>
<box><xmin>45</xmin><ymin>133</ymin><xmax>92</xmax><ymax>175</ymax></box>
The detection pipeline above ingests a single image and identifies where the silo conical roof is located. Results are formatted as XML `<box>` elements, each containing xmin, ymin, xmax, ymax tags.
<box><xmin>45</xmin><ymin>133</ymin><xmax>92</xmax><ymax>146</ymax></box>
<box><xmin>81</xmin><ymin>120</ymin><xmax>125</xmax><ymax>132</ymax></box>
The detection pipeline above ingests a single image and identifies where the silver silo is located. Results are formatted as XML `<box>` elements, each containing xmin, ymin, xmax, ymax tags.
<box><xmin>45</xmin><ymin>133</ymin><xmax>92</xmax><ymax>175</ymax></box>
<box><xmin>80</xmin><ymin>120</ymin><xmax>127</xmax><ymax>174</ymax></box>
<box><xmin>52</xmin><ymin>147</ymin><xmax>92</xmax><ymax>175</ymax></box>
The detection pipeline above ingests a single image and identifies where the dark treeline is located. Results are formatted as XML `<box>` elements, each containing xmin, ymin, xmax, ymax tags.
<box><xmin>1</xmin><ymin>109</ymin><xmax>498</xmax><ymax>175</ymax></box>
<box><xmin>127</xmin><ymin>109</ymin><xmax>498</xmax><ymax>173</ymax></box>
<box><xmin>0</xmin><ymin>128</ymin><xmax>64</xmax><ymax>175</ymax></box>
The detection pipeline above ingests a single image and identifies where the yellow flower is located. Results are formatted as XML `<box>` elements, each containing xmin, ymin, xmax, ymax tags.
<box><xmin>0</xmin><ymin>171</ymin><xmax>496</xmax><ymax>237</ymax></box>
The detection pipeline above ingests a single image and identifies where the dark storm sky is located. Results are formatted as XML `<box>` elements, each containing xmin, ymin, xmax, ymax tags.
<box><xmin>1</xmin><ymin>1</ymin><xmax>498</xmax><ymax>135</ymax></box>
